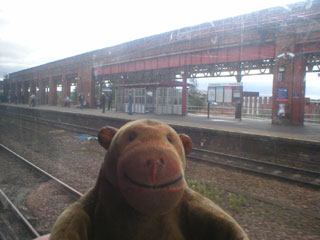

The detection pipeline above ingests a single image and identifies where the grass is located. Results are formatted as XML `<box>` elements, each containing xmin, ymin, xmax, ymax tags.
<box><xmin>186</xmin><ymin>177</ymin><xmax>247</xmax><ymax>213</ymax></box>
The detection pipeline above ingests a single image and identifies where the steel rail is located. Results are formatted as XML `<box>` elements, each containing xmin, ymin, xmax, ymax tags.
<box><xmin>2</xmin><ymin>112</ymin><xmax>320</xmax><ymax>220</ymax></box>
<box><xmin>0</xmin><ymin>143</ymin><xmax>83</xmax><ymax>199</ymax></box>
<box><xmin>3</xmin><ymin>111</ymin><xmax>320</xmax><ymax>188</ymax></box>
<box><xmin>0</xmin><ymin>189</ymin><xmax>40</xmax><ymax>238</ymax></box>
<box><xmin>189</xmin><ymin>148</ymin><xmax>320</xmax><ymax>190</ymax></box>
<box><xmin>192</xmin><ymin>147</ymin><xmax>320</xmax><ymax>177</ymax></box>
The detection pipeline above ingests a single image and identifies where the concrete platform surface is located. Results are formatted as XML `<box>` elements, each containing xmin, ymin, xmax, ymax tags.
<box><xmin>1</xmin><ymin>103</ymin><xmax>320</xmax><ymax>142</ymax></box>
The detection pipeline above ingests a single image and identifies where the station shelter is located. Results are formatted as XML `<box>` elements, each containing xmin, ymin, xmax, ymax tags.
<box><xmin>114</xmin><ymin>81</ymin><xmax>188</xmax><ymax>115</ymax></box>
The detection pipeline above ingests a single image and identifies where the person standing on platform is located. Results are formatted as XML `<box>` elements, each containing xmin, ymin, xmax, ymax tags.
<box><xmin>79</xmin><ymin>93</ymin><xmax>84</xmax><ymax>109</ymax></box>
<box><xmin>128</xmin><ymin>91</ymin><xmax>133</xmax><ymax>115</ymax></box>
<box><xmin>107</xmin><ymin>93</ymin><xmax>112</xmax><ymax>111</ymax></box>
<box><xmin>34</xmin><ymin>94</ymin><xmax>38</xmax><ymax>106</ymax></box>
<box><xmin>29</xmin><ymin>94</ymin><xmax>35</xmax><ymax>107</ymax></box>
<box><xmin>100</xmin><ymin>93</ymin><xmax>106</xmax><ymax>113</ymax></box>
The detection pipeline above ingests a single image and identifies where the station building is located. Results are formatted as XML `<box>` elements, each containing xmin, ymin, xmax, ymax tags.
<box><xmin>3</xmin><ymin>0</ymin><xmax>320</xmax><ymax>125</ymax></box>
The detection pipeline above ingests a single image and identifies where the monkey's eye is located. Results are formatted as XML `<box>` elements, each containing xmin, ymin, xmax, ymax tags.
<box><xmin>129</xmin><ymin>132</ymin><xmax>137</xmax><ymax>142</ymax></box>
<box><xmin>167</xmin><ymin>135</ymin><xmax>173</xmax><ymax>144</ymax></box>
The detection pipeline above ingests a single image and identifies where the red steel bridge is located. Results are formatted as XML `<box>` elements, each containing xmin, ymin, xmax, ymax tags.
<box><xmin>4</xmin><ymin>0</ymin><xmax>320</xmax><ymax>125</ymax></box>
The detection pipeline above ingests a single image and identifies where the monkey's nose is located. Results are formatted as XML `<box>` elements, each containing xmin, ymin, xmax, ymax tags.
<box><xmin>146</xmin><ymin>158</ymin><xmax>166</xmax><ymax>182</ymax></box>
<box><xmin>146</xmin><ymin>158</ymin><xmax>166</xmax><ymax>167</ymax></box>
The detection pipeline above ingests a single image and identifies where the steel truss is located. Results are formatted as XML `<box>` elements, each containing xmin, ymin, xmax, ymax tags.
<box><xmin>175</xmin><ymin>59</ymin><xmax>275</xmax><ymax>79</ymax></box>
<box><xmin>306</xmin><ymin>54</ymin><xmax>320</xmax><ymax>72</ymax></box>
<box><xmin>98</xmin><ymin>55</ymin><xmax>319</xmax><ymax>82</ymax></box>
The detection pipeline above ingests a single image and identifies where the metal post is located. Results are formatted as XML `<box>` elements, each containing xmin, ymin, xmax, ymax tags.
<box><xmin>236</xmin><ymin>71</ymin><xmax>242</xmax><ymax>120</ymax></box>
<box><xmin>182</xmin><ymin>70</ymin><xmax>187</xmax><ymax>116</ymax></box>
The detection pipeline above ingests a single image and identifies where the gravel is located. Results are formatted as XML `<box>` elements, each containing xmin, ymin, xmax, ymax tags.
<box><xmin>0</xmin><ymin>116</ymin><xmax>319</xmax><ymax>239</ymax></box>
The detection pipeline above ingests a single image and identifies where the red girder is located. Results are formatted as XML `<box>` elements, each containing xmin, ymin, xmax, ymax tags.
<box><xmin>96</xmin><ymin>43</ymin><xmax>275</xmax><ymax>76</ymax></box>
<box><xmin>296</xmin><ymin>42</ymin><xmax>320</xmax><ymax>54</ymax></box>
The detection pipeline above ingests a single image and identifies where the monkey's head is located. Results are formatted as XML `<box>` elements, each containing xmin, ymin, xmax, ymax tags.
<box><xmin>98</xmin><ymin>119</ymin><xmax>192</xmax><ymax>216</ymax></box>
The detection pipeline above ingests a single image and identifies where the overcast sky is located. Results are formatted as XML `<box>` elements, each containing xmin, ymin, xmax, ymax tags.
<box><xmin>1</xmin><ymin>0</ymin><xmax>319</xmax><ymax>98</ymax></box>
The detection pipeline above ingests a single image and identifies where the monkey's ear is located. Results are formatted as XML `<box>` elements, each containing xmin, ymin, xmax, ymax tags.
<box><xmin>98</xmin><ymin>126</ymin><xmax>118</xmax><ymax>150</ymax></box>
<box><xmin>179</xmin><ymin>134</ymin><xmax>192</xmax><ymax>155</ymax></box>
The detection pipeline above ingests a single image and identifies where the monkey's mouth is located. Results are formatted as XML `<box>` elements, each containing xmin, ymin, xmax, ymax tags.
<box><xmin>124</xmin><ymin>173</ymin><xmax>183</xmax><ymax>189</ymax></box>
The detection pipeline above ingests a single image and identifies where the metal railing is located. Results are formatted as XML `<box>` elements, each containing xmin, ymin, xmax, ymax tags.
<box><xmin>188</xmin><ymin>105</ymin><xmax>272</xmax><ymax>119</ymax></box>
<box><xmin>242</xmin><ymin>108</ymin><xmax>272</xmax><ymax>118</ymax></box>
<box><xmin>188</xmin><ymin>105</ymin><xmax>320</xmax><ymax>123</ymax></box>
<box><xmin>304</xmin><ymin>114</ymin><xmax>320</xmax><ymax>123</ymax></box>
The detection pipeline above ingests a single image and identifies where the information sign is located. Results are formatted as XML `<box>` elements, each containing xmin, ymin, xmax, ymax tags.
<box><xmin>207</xmin><ymin>83</ymin><xmax>243</xmax><ymax>103</ymax></box>
<box><xmin>208</xmin><ymin>87</ymin><xmax>216</xmax><ymax>102</ymax></box>
<box><xmin>276</xmin><ymin>88</ymin><xmax>288</xmax><ymax>101</ymax></box>
<box><xmin>216</xmin><ymin>87</ymin><xmax>224</xmax><ymax>103</ymax></box>
<box><xmin>224</xmin><ymin>87</ymin><xmax>232</xmax><ymax>103</ymax></box>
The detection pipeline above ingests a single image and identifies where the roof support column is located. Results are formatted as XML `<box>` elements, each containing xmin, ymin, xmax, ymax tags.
<box><xmin>8</xmin><ymin>83</ymin><xmax>14</xmax><ymax>103</ymax></box>
<box><xmin>62</xmin><ymin>76</ymin><xmax>71</xmax><ymax>101</ymax></box>
<box><xmin>23</xmin><ymin>81</ymin><xmax>29</xmax><ymax>104</ymax></box>
<box><xmin>236</xmin><ymin>70</ymin><xmax>242</xmax><ymax>83</ymax></box>
<box><xmin>182</xmin><ymin>69</ymin><xmax>188</xmax><ymax>116</ymax></box>
<box><xmin>235</xmin><ymin>71</ymin><xmax>243</xmax><ymax>120</ymax></box>
<box><xmin>39</xmin><ymin>81</ymin><xmax>46</xmax><ymax>105</ymax></box>
<box><xmin>16</xmin><ymin>82</ymin><xmax>22</xmax><ymax>103</ymax></box>
<box><xmin>3</xmin><ymin>78</ymin><xmax>9</xmax><ymax>102</ymax></box>
<box><xmin>90</xmin><ymin>69</ymin><xmax>96</xmax><ymax>108</ymax></box>
<box><xmin>78</xmin><ymin>65</ymin><xmax>93</xmax><ymax>107</ymax></box>
<box><xmin>272</xmin><ymin>31</ymin><xmax>306</xmax><ymax>125</ymax></box>
<box><xmin>291</xmin><ymin>55</ymin><xmax>306</xmax><ymax>125</ymax></box>
<box><xmin>122</xmin><ymin>75</ymin><xmax>127</xmax><ymax>105</ymax></box>
<box><xmin>11</xmin><ymin>83</ymin><xmax>18</xmax><ymax>103</ymax></box>
<box><xmin>49</xmin><ymin>78</ymin><xmax>57</xmax><ymax>105</ymax></box>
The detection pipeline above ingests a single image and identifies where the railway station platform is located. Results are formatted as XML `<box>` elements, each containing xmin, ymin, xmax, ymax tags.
<box><xmin>1</xmin><ymin>103</ymin><xmax>319</xmax><ymax>169</ymax></box>
<box><xmin>1</xmin><ymin>103</ymin><xmax>320</xmax><ymax>142</ymax></box>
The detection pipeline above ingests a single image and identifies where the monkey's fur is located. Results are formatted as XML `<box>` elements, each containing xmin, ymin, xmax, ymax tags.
<box><xmin>49</xmin><ymin>119</ymin><xmax>248</xmax><ymax>240</ymax></box>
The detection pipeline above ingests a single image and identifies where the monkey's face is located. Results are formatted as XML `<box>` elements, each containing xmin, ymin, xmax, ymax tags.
<box><xmin>98</xmin><ymin>119</ymin><xmax>192</xmax><ymax>216</ymax></box>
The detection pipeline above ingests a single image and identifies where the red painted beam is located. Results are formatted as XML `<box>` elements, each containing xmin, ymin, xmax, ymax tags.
<box><xmin>95</xmin><ymin>43</ymin><xmax>275</xmax><ymax>76</ymax></box>
<box><xmin>296</xmin><ymin>42</ymin><xmax>320</xmax><ymax>54</ymax></box>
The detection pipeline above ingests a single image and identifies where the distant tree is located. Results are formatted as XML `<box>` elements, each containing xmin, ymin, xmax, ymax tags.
<box><xmin>188</xmin><ymin>78</ymin><xmax>206</xmax><ymax>107</ymax></box>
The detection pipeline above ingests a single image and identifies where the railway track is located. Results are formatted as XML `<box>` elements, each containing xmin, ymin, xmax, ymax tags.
<box><xmin>0</xmin><ymin>144</ymin><xmax>83</xmax><ymax>198</ymax></box>
<box><xmin>3</xmin><ymin>111</ymin><xmax>320</xmax><ymax>190</ymax></box>
<box><xmin>1</xmin><ymin>119</ymin><xmax>320</xmax><ymax>230</ymax></box>
<box><xmin>0</xmin><ymin>143</ymin><xmax>83</xmax><ymax>237</ymax></box>
<box><xmin>189</xmin><ymin>148</ymin><xmax>320</xmax><ymax>190</ymax></box>
<box><xmin>1</xmin><ymin>136</ymin><xmax>320</xmax><ymax>226</ymax></box>
<box><xmin>0</xmin><ymin>189</ymin><xmax>40</xmax><ymax>240</ymax></box>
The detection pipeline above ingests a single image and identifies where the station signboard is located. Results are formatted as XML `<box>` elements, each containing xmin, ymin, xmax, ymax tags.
<box><xmin>276</xmin><ymin>88</ymin><xmax>288</xmax><ymax>101</ymax></box>
<box><xmin>208</xmin><ymin>83</ymin><xmax>243</xmax><ymax>103</ymax></box>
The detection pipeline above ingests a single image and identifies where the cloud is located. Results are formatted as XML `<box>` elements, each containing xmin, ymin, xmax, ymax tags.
<box><xmin>1</xmin><ymin>40</ymin><xmax>32</xmax><ymax>60</ymax></box>
<box><xmin>0</xmin><ymin>40</ymin><xmax>34</xmax><ymax>76</ymax></box>
<box><xmin>0</xmin><ymin>17</ymin><xmax>9</xmax><ymax>27</ymax></box>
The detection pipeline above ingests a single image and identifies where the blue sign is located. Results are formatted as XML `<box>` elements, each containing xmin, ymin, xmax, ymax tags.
<box><xmin>276</xmin><ymin>88</ymin><xmax>288</xmax><ymax>101</ymax></box>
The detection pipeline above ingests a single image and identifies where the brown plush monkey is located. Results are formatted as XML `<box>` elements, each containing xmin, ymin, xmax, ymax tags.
<box><xmin>49</xmin><ymin>119</ymin><xmax>248</xmax><ymax>240</ymax></box>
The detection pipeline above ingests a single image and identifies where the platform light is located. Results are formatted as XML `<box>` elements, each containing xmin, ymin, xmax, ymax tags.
<box><xmin>286</xmin><ymin>52</ymin><xmax>295</xmax><ymax>59</ymax></box>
